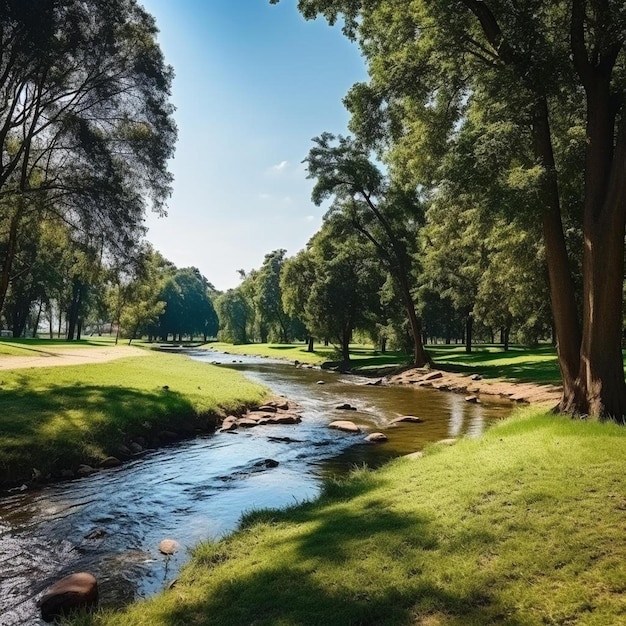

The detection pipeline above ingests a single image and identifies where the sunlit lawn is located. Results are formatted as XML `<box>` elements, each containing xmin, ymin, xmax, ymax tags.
<box><xmin>71</xmin><ymin>407</ymin><xmax>626</xmax><ymax>626</ymax></box>
<box><xmin>0</xmin><ymin>352</ymin><xmax>267</xmax><ymax>486</ymax></box>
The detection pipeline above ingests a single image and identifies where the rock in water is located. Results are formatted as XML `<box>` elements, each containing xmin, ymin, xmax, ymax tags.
<box><xmin>390</xmin><ymin>415</ymin><xmax>423</xmax><ymax>425</ymax></box>
<box><xmin>365</xmin><ymin>432</ymin><xmax>388</xmax><ymax>443</ymax></box>
<box><xmin>328</xmin><ymin>420</ymin><xmax>361</xmax><ymax>433</ymax></box>
<box><xmin>159</xmin><ymin>539</ymin><xmax>180</xmax><ymax>555</ymax></box>
<box><xmin>39</xmin><ymin>572</ymin><xmax>98</xmax><ymax>622</ymax></box>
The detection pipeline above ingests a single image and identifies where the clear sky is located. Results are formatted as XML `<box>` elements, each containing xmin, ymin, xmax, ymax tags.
<box><xmin>138</xmin><ymin>0</ymin><xmax>366</xmax><ymax>291</ymax></box>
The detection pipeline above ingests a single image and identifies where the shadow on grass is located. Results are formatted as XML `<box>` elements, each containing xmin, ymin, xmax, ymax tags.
<box><xmin>136</xmin><ymin>473</ymin><xmax>527</xmax><ymax>626</ymax></box>
<box><xmin>431</xmin><ymin>346</ymin><xmax>561</xmax><ymax>385</ymax></box>
<box><xmin>0</xmin><ymin>382</ymin><xmax>200</xmax><ymax>481</ymax></box>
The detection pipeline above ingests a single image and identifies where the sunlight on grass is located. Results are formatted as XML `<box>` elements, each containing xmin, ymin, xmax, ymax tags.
<box><xmin>0</xmin><ymin>352</ymin><xmax>267</xmax><ymax>485</ymax></box>
<box><xmin>74</xmin><ymin>407</ymin><xmax>626</xmax><ymax>626</ymax></box>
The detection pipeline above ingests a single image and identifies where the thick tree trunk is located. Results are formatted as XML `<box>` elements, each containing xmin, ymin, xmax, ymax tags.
<box><xmin>380</xmin><ymin>337</ymin><xmax>387</xmax><ymax>353</ymax></box>
<box><xmin>307</xmin><ymin>335</ymin><xmax>314</xmax><ymax>352</ymax></box>
<box><xmin>340</xmin><ymin>329</ymin><xmax>351</xmax><ymax>362</ymax></box>
<box><xmin>67</xmin><ymin>282</ymin><xmax>82</xmax><ymax>341</ymax></box>
<box><xmin>533</xmin><ymin>98</ymin><xmax>582</xmax><ymax>407</ymax></box>
<box><xmin>562</xmin><ymin>84</ymin><xmax>626</xmax><ymax>420</ymax></box>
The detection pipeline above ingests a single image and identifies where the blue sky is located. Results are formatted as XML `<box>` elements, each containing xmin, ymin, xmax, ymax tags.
<box><xmin>139</xmin><ymin>0</ymin><xmax>366</xmax><ymax>290</ymax></box>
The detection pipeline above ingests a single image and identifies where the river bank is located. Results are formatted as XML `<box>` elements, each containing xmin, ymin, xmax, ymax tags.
<box><xmin>205</xmin><ymin>342</ymin><xmax>563</xmax><ymax>407</ymax></box>
<box><xmin>67</xmin><ymin>405</ymin><xmax>626</xmax><ymax>626</ymax></box>
<box><xmin>0</xmin><ymin>351</ymin><xmax>268</xmax><ymax>491</ymax></box>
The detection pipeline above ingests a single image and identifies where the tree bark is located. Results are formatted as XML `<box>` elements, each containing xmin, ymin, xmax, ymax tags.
<box><xmin>532</xmin><ymin>98</ymin><xmax>583</xmax><ymax>409</ymax></box>
<box><xmin>307</xmin><ymin>335</ymin><xmax>314</xmax><ymax>352</ymax></box>
<box><xmin>563</xmin><ymin>81</ymin><xmax>626</xmax><ymax>420</ymax></box>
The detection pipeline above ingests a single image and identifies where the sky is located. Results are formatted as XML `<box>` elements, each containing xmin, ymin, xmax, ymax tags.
<box><xmin>138</xmin><ymin>0</ymin><xmax>367</xmax><ymax>291</ymax></box>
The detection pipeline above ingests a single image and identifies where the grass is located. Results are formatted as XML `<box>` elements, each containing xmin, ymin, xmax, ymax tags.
<box><xmin>0</xmin><ymin>351</ymin><xmax>267</xmax><ymax>486</ymax></box>
<box><xmin>0</xmin><ymin>335</ymin><xmax>124</xmax><ymax>357</ymax></box>
<box><xmin>207</xmin><ymin>340</ymin><xmax>562</xmax><ymax>383</ymax></box>
<box><xmin>69</xmin><ymin>406</ymin><xmax>626</xmax><ymax>626</ymax></box>
<box><xmin>428</xmin><ymin>344</ymin><xmax>563</xmax><ymax>385</ymax></box>
<box><xmin>207</xmin><ymin>341</ymin><xmax>411</xmax><ymax>369</ymax></box>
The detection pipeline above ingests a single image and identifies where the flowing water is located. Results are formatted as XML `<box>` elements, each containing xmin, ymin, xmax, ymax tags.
<box><xmin>0</xmin><ymin>350</ymin><xmax>511</xmax><ymax>625</ymax></box>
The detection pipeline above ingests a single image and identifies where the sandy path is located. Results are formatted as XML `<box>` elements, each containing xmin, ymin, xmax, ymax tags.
<box><xmin>0</xmin><ymin>345</ymin><xmax>146</xmax><ymax>370</ymax></box>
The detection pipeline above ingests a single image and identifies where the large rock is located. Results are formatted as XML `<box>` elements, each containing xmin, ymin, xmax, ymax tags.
<box><xmin>39</xmin><ymin>572</ymin><xmax>98</xmax><ymax>622</ymax></box>
<box><xmin>159</xmin><ymin>539</ymin><xmax>180</xmax><ymax>555</ymax></box>
<box><xmin>465</xmin><ymin>395</ymin><xmax>479</xmax><ymax>403</ymax></box>
<box><xmin>335</xmin><ymin>403</ymin><xmax>357</xmax><ymax>411</ymax></box>
<box><xmin>269</xmin><ymin>414</ymin><xmax>301</xmax><ymax>425</ymax></box>
<box><xmin>237</xmin><ymin>418</ymin><xmax>259</xmax><ymax>428</ymax></box>
<box><xmin>99</xmin><ymin>456</ymin><xmax>121</xmax><ymax>469</ymax></box>
<box><xmin>328</xmin><ymin>420</ymin><xmax>361</xmax><ymax>433</ymax></box>
<box><xmin>76</xmin><ymin>465</ymin><xmax>96</xmax><ymax>477</ymax></box>
<box><xmin>365</xmin><ymin>432</ymin><xmax>388</xmax><ymax>443</ymax></box>
<box><xmin>252</xmin><ymin>405</ymin><xmax>277</xmax><ymax>413</ymax></box>
<box><xmin>422</xmin><ymin>371</ymin><xmax>443</xmax><ymax>381</ymax></box>
<box><xmin>390</xmin><ymin>415</ymin><xmax>423</xmax><ymax>425</ymax></box>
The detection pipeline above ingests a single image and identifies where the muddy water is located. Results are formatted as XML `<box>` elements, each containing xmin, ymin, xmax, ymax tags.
<box><xmin>0</xmin><ymin>350</ymin><xmax>511</xmax><ymax>625</ymax></box>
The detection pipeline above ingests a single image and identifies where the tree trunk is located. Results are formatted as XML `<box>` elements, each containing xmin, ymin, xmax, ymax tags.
<box><xmin>307</xmin><ymin>335</ymin><xmax>314</xmax><ymax>352</ymax></box>
<box><xmin>33</xmin><ymin>300</ymin><xmax>43</xmax><ymax>338</ymax></box>
<box><xmin>380</xmin><ymin>337</ymin><xmax>387</xmax><ymax>353</ymax></box>
<box><xmin>341</xmin><ymin>330</ymin><xmax>350</xmax><ymax>362</ymax></box>
<box><xmin>0</xmin><ymin>207</ymin><xmax>23</xmax><ymax>316</ymax></box>
<box><xmin>533</xmin><ymin>98</ymin><xmax>583</xmax><ymax>408</ymax></box>
<box><xmin>562</xmin><ymin>84</ymin><xmax>626</xmax><ymax>420</ymax></box>
<box><xmin>465</xmin><ymin>314</ymin><xmax>473</xmax><ymax>354</ymax></box>
<box><xmin>67</xmin><ymin>282</ymin><xmax>82</xmax><ymax>341</ymax></box>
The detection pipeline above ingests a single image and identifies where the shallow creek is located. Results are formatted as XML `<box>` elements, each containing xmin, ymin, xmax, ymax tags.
<box><xmin>0</xmin><ymin>350</ymin><xmax>511</xmax><ymax>625</ymax></box>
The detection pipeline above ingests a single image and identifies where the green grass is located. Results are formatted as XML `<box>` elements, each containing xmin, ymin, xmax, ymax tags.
<box><xmin>207</xmin><ymin>341</ymin><xmax>411</xmax><ymax>369</ymax></box>
<box><xmin>428</xmin><ymin>344</ymin><xmax>563</xmax><ymax>385</ymax></box>
<box><xmin>70</xmin><ymin>407</ymin><xmax>626</xmax><ymax>626</ymax></box>
<box><xmin>0</xmin><ymin>335</ymin><xmax>125</xmax><ymax>356</ymax></box>
<box><xmin>0</xmin><ymin>352</ymin><xmax>267</xmax><ymax>486</ymax></box>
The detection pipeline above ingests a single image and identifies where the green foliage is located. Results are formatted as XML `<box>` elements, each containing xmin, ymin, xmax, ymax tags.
<box><xmin>0</xmin><ymin>0</ymin><xmax>177</xmax><ymax>348</ymax></box>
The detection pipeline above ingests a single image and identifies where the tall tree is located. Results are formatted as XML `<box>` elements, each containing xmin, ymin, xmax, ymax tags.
<box><xmin>0</xmin><ymin>0</ymin><xmax>176</xmax><ymax>315</ymax></box>
<box><xmin>284</xmin><ymin>0</ymin><xmax>626</xmax><ymax>421</ymax></box>
<box><xmin>305</xmin><ymin>133</ymin><xmax>429</xmax><ymax>366</ymax></box>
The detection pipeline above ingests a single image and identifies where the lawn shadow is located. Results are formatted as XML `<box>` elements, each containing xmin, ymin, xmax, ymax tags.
<box><xmin>432</xmin><ymin>346</ymin><xmax>561</xmax><ymax>385</ymax></box>
<box><xmin>0</xmin><ymin>382</ymin><xmax>200</xmax><ymax>483</ymax></box>
<box><xmin>136</xmin><ymin>473</ymin><xmax>530</xmax><ymax>626</ymax></box>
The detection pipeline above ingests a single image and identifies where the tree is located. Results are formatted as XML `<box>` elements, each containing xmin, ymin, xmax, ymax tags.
<box><xmin>290</xmin><ymin>223</ymin><xmax>384</xmax><ymax>362</ymax></box>
<box><xmin>216</xmin><ymin>288</ymin><xmax>252</xmax><ymax>345</ymax></box>
<box><xmin>284</xmin><ymin>0</ymin><xmax>626</xmax><ymax>421</ymax></box>
<box><xmin>305</xmin><ymin>133</ymin><xmax>429</xmax><ymax>366</ymax></box>
<box><xmin>255</xmin><ymin>249</ymin><xmax>291</xmax><ymax>342</ymax></box>
<box><xmin>281</xmin><ymin>249</ymin><xmax>318</xmax><ymax>352</ymax></box>
<box><xmin>0</xmin><ymin>0</ymin><xmax>176</xmax><ymax>316</ymax></box>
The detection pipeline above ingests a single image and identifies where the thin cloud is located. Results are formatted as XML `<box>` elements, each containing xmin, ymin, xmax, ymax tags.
<box><xmin>269</xmin><ymin>160</ymin><xmax>289</xmax><ymax>173</ymax></box>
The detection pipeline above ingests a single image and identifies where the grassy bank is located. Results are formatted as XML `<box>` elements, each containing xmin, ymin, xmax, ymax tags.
<box><xmin>0</xmin><ymin>352</ymin><xmax>267</xmax><ymax>487</ymax></box>
<box><xmin>72</xmin><ymin>407</ymin><xmax>626</xmax><ymax>626</ymax></box>
<box><xmin>207</xmin><ymin>341</ymin><xmax>411</xmax><ymax>370</ymax></box>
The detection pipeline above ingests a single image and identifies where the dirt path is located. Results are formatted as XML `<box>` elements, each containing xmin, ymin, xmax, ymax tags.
<box><xmin>0</xmin><ymin>345</ymin><xmax>146</xmax><ymax>370</ymax></box>
<box><xmin>385</xmin><ymin>366</ymin><xmax>562</xmax><ymax>406</ymax></box>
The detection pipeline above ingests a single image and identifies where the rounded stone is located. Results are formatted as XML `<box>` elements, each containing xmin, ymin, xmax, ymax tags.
<box><xmin>159</xmin><ymin>539</ymin><xmax>180</xmax><ymax>555</ymax></box>
<box><xmin>328</xmin><ymin>420</ymin><xmax>361</xmax><ymax>433</ymax></box>
<box><xmin>39</xmin><ymin>572</ymin><xmax>98</xmax><ymax>622</ymax></box>
<box><xmin>365</xmin><ymin>432</ymin><xmax>388</xmax><ymax>443</ymax></box>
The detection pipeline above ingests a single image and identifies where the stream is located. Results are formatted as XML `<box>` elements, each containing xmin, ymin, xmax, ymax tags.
<box><xmin>0</xmin><ymin>350</ymin><xmax>511</xmax><ymax>625</ymax></box>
